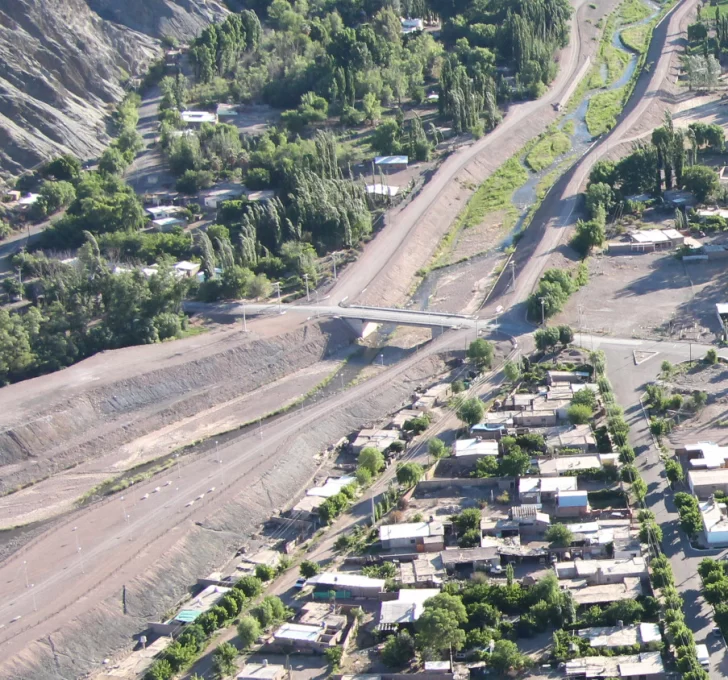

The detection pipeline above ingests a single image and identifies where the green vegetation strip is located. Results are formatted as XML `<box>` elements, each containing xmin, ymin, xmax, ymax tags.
<box><xmin>525</xmin><ymin>127</ymin><xmax>572</xmax><ymax>172</ymax></box>
<box><xmin>619</xmin><ymin>0</ymin><xmax>652</xmax><ymax>24</ymax></box>
<box><xmin>586</xmin><ymin>88</ymin><xmax>625</xmax><ymax>136</ymax></box>
<box><xmin>621</xmin><ymin>24</ymin><xmax>651</xmax><ymax>53</ymax></box>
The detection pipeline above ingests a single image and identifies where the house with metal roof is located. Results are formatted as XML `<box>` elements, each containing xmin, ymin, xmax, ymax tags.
<box><xmin>306</xmin><ymin>572</ymin><xmax>385</xmax><ymax>598</ymax></box>
<box><xmin>379</xmin><ymin>521</ymin><xmax>445</xmax><ymax>552</ymax></box>
<box><xmin>378</xmin><ymin>588</ymin><xmax>440</xmax><ymax>629</ymax></box>
<box><xmin>564</xmin><ymin>651</ymin><xmax>664</xmax><ymax>679</ymax></box>
<box><xmin>577</xmin><ymin>623</ymin><xmax>661</xmax><ymax>650</ymax></box>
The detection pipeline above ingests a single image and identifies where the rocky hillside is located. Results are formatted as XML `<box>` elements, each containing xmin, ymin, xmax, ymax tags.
<box><xmin>0</xmin><ymin>0</ymin><xmax>227</xmax><ymax>178</ymax></box>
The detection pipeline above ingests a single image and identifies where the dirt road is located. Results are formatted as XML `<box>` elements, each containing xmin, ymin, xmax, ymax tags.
<box><xmin>483</xmin><ymin>0</ymin><xmax>699</xmax><ymax>320</ymax></box>
<box><xmin>0</xmin><ymin>327</ymin><xmax>466</xmax><ymax>676</ymax></box>
<box><xmin>328</xmin><ymin>0</ymin><xmax>599</xmax><ymax>309</ymax></box>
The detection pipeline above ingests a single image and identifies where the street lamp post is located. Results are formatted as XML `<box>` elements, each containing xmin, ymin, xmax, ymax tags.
<box><xmin>332</xmin><ymin>253</ymin><xmax>337</xmax><ymax>280</ymax></box>
<box><xmin>303</xmin><ymin>273</ymin><xmax>310</xmax><ymax>302</ymax></box>
<box><xmin>242</xmin><ymin>301</ymin><xmax>248</xmax><ymax>332</ymax></box>
<box><xmin>539</xmin><ymin>298</ymin><xmax>546</xmax><ymax>326</ymax></box>
<box><xmin>274</xmin><ymin>282</ymin><xmax>282</xmax><ymax>313</ymax></box>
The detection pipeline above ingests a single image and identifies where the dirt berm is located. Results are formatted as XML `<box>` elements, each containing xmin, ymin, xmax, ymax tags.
<box><xmin>0</xmin><ymin>321</ymin><xmax>354</xmax><ymax>496</ymax></box>
<box><xmin>1</xmin><ymin>352</ymin><xmax>449</xmax><ymax>680</ymax></box>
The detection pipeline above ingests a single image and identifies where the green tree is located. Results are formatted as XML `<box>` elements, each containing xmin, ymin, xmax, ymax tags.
<box><xmin>416</xmin><ymin>608</ymin><xmax>466</xmax><ymax>653</ymax></box>
<box><xmin>534</xmin><ymin>326</ymin><xmax>561</xmax><ymax>351</ymax></box>
<box><xmin>300</xmin><ymin>560</ymin><xmax>320</xmax><ymax>578</ymax></box>
<box><xmin>381</xmin><ymin>630</ymin><xmax>416</xmax><ymax>668</ymax></box>
<box><xmin>359</xmin><ymin>446</ymin><xmax>385</xmax><ymax>475</ymax></box>
<box><xmin>585</xmin><ymin>182</ymin><xmax>615</xmax><ymax>217</ymax></box>
<box><xmin>453</xmin><ymin>507</ymin><xmax>481</xmax><ymax>534</ymax></box>
<box><xmin>571</xmin><ymin>389</ymin><xmax>596</xmax><ymax>409</ymax></box>
<box><xmin>499</xmin><ymin>447</ymin><xmax>531</xmax><ymax>477</ymax></box>
<box><xmin>212</xmin><ymin>642</ymin><xmax>237</xmax><ymax>678</ymax></box>
<box><xmin>681</xmin><ymin>164</ymin><xmax>719</xmax><ymax>201</ymax></box>
<box><xmin>545</xmin><ymin>523</ymin><xmax>573</xmax><ymax>547</ymax></box>
<box><xmin>362</xmin><ymin>92</ymin><xmax>382</xmax><ymax>124</ymax></box>
<box><xmin>558</xmin><ymin>325</ymin><xmax>574</xmax><ymax>346</ymax></box>
<box><xmin>355</xmin><ymin>465</ymin><xmax>373</xmax><ymax>486</ymax></box>
<box><xmin>706</xmin><ymin>348</ymin><xmax>718</xmax><ymax>364</ymax></box>
<box><xmin>237</xmin><ymin>616</ymin><xmax>261</xmax><ymax>649</ymax></box>
<box><xmin>99</xmin><ymin>147</ymin><xmax>130</xmax><ymax>176</ymax></box>
<box><xmin>370</xmin><ymin>119</ymin><xmax>401</xmax><ymax>155</ymax></box>
<box><xmin>146</xmin><ymin>659</ymin><xmax>173</xmax><ymax>680</ymax></box>
<box><xmin>467</xmin><ymin>338</ymin><xmax>494</xmax><ymax>368</ymax></box>
<box><xmin>488</xmin><ymin>639</ymin><xmax>529</xmax><ymax>674</ymax></box>
<box><xmin>255</xmin><ymin>564</ymin><xmax>276</xmax><ymax>581</ymax></box>
<box><xmin>397</xmin><ymin>462</ymin><xmax>424</xmax><ymax>487</ymax></box>
<box><xmin>503</xmin><ymin>360</ymin><xmax>521</xmax><ymax>383</ymax></box>
<box><xmin>428</xmin><ymin>437</ymin><xmax>448</xmax><ymax>459</ymax></box>
<box><xmin>235</xmin><ymin>575</ymin><xmax>263</xmax><ymax>597</ymax></box>
<box><xmin>567</xmin><ymin>403</ymin><xmax>593</xmax><ymax>424</ymax></box>
<box><xmin>43</xmin><ymin>154</ymin><xmax>81</xmax><ymax>182</ymax></box>
<box><xmin>457</xmin><ymin>397</ymin><xmax>484</xmax><ymax>427</ymax></box>
<box><xmin>324</xmin><ymin>646</ymin><xmax>344</xmax><ymax>669</ymax></box>
<box><xmin>665</xmin><ymin>458</ymin><xmax>684</xmax><ymax>485</ymax></box>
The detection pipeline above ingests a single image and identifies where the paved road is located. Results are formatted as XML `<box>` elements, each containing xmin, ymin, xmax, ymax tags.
<box><xmin>574</xmin><ymin>334</ymin><xmax>728</xmax><ymax>679</ymax></box>
<box><xmin>0</xmin><ymin>327</ymin><xmax>470</xmax><ymax>662</ymax></box>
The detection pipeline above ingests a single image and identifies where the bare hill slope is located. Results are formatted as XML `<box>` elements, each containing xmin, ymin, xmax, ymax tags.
<box><xmin>0</xmin><ymin>0</ymin><xmax>227</xmax><ymax>177</ymax></box>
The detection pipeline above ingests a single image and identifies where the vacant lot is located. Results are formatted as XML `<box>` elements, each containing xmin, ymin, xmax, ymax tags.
<box><xmin>556</xmin><ymin>251</ymin><xmax>728</xmax><ymax>340</ymax></box>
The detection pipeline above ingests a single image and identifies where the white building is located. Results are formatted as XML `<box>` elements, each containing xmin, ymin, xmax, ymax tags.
<box><xmin>564</xmin><ymin>652</ymin><xmax>664</xmax><ymax>679</ymax></box>
<box><xmin>700</xmin><ymin>497</ymin><xmax>728</xmax><ymax>547</ymax></box>
<box><xmin>307</xmin><ymin>476</ymin><xmax>356</xmax><ymax>498</ymax></box>
<box><xmin>379</xmin><ymin>521</ymin><xmax>444</xmax><ymax>551</ymax></box>
<box><xmin>518</xmin><ymin>476</ymin><xmax>578</xmax><ymax>504</ymax></box>
<box><xmin>577</xmin><ymin>623</ymin><xmax>662</xmax><ymax>650</ymax></box>
<box><xmin>539</xmin><ymin>453</ymin><xmax>619</xmax><ymax>477</ymax></box>
<box><xmin>452</xmin><ymin>438</ymin><xmax>499</xmax><ymax>459</ymax></box>
<box><xmin>306</xmin><ymin>572</ymin><xmax>385</xmax><ymax>598</ymax></box>
<box><xmin>181</xmin><ymin>110</ymin><xmax>218</xmax><ymax>126</ymax></box>
<box><xmin>554</xmin><ymin>557</ymin><xmax>647</xmax><ymax>585</ymax></box>
<box><xmin>688</xmin><ymin>468</ymin><xmax>728</xmax><ymax>500</ymax></box>
<box><xmin>378</xmin><ymin>588</ymin><xmax>440</xmax><ymax>627</ymax></box>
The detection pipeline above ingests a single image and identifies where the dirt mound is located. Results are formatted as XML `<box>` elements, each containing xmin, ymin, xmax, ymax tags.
<box><xmin>0</xmin><ymin>321</ymin><xmax>354</xmax><ymax>496</ymax></box>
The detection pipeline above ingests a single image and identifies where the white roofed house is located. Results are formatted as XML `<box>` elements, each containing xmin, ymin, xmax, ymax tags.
<box><xmin>699</xmin><ymin>496</ymin><xmax>728</xmax><ymax>547</ymax></box>
<box><xmin>306</xmin><ymin>572</ymin><xmax>385</xmax><ymax>599</ymax></box>
<box><xmin>181</xmin><ymin>110</ymin><xmax>218</xmax><ymax>127</ymax></box>
<box><xmin>556</xmin><ymin>489</ymin><xmax>590</xmax><ymax>518</ymax></box>
<box><xmin>378</xmin><ymin>588</ymin><xmax>440</xmax><ymax>630</ymax></box>
<box><xmin>564</xmin><ymin>652</ymin><xmax>664</xmax><ymax>679</ymax></box>
<box><xmin>379</xmin><ymin>521</ymin><xmax>445</xmax><ymax>552</ymax></box>
<box><xmin>577</xmin><ymin>623</ymin><xmax>662</xmax><ymax>651</ymax></box>
<box><xmin>451</xmin><ymin>438</ymin><xmax>499</xmax><ymax>472</ymax></box>
<box><xmin>538</xmin><ymin>453</ymin><xmax>619</xmax><ymax>477</ymax></box>
<box><xmin>518</xmin><ymin>477</ymin><xmax>578</xmax><ymax>505</ymax></box>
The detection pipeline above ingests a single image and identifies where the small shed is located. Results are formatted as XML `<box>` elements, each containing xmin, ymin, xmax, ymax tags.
<box><xmin>374</xmin><ymin>156</ymin><xmax>409</xmax><ymax>172</ymax></box>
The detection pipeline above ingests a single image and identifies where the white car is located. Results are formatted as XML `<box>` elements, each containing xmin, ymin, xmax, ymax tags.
<box><xmin>152</xmin><ymin>486</ymin><xmax>160</xmax><ymax>493</ymax></box>
<box><xmin>186</xmin><ymin>500</ymin><xmax>195</xmax><ymax>507</ymax></box>
<box><xmin>141</xmin><ymin>493</ymin><xmax>149</xmax><ymax>500</ymax></box>
<box><xmin>196</xmin><ymin>494</ymin><xmax>205</xmax><ymax>501</ymax></box>
<box><xmin>164</xmin><ymin>481</ymin><xmax>172</xmax><ymax>486</ymax></box>
<box><xmin>208</xmin><ymin>487</ymin><xmax>215</xmax><ymax>493</ymax></box>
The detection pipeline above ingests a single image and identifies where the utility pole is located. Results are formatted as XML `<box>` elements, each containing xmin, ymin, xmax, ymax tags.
<box><xmin>539</xmin><ymin>297</ymin><xmax>546</xmax><ymax>326</ymax></box>
<box><xmin>274</xmin><ymin>282</ymin><xmax>282</xmax><ymax>313</ymax></box>
<box><xmin>510</xmin><ymin>261</ymin><xmax>516</xmax><ymax>291</ymax></box>
<box><xmin>332</xmin><ymin>252</ymin><xmax>337</xmax><ymax>280</ymax></box>
<box><xmin>303</xmin><ymin>273</ymin><xmax>310</xmax><ymax>302</ymax></box>
<box><xmin>242</xmin><ymin>302</ymin><xmax>248</xmax><ymax>332</ymax></box>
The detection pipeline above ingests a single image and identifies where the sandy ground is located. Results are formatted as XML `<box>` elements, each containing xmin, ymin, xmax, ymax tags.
<box><xmin>0</xmin><ymin>357</ymin><xmax>344</xmax><ymax>528</ymax></box>
<box><xmin>554</xmin><ymin>251</ymin><xmax>728</xmax><ymax>340</ymax></box>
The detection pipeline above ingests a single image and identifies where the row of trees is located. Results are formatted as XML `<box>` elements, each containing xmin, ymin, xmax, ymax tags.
<box><xmin>585</xmin><ymin>114</ymin><xmax>723</xmax><ymax>220</ymax></box>
<box><xmin>1</xmin><ymin>240</ymin><xmax>189</xmax><ymax>386</ymax></box>
<box><xmin>527</xmin><ymin>264</ymin><xmax>587</xmax><ymax>321</ymax></box>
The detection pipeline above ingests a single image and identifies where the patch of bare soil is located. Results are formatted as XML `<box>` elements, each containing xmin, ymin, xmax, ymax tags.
<box><xmin>554</xmin><ymin>251</ymin><xmax>728</xmax><ymax>340</ymax></box>
<box><xmin>443</xmin><ymin>209</ymin><xmax>509</xmax><ymax>266</ymax></box>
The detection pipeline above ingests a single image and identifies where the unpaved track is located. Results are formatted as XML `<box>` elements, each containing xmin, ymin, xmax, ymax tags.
<box><xmin>0</xmin><ymin>327</ymin><xmax>467</xmax><ymax>674</ymax></box>
<box><xmin>328</xmin><ymin>0</ymin><xmax>600</xmax><ymax>308</ymax></box>
<box><xmin>483</xmin><ymin>0</ymin><xmax>699</xmax><ymax>318</ymax></box>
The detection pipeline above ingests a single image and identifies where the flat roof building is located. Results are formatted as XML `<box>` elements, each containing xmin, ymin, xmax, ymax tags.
<box><xmin>539</xmin><ymin>453</ymin><xmax>619</xmax><ymax>477</ymax></box>
<box><xmin>453</xmin><ymin>439</ymin><xmax>499</xmax><ymax>457</ymax></box>
<box><xmin>519</xmin><ymin>477</ymin><xmax>578</xmax><ymax>503</ymax></box>
<box><xmin>378</xmin><ymin>588</ymin><xmax>440</xmax><ymax>628</ymax></box>
<box><xmin>272</xmin><ymin>621</ymin><xmax>341</xmax><ymax>652</ymax></box>
<box><xmin>567</xmin><ymin>577</ymin><xmax>644</xmax><ymax>606</ymax></box>
<box><xmin>307</xmin><ymin>572</ymin><xmax>385</xmax><ymax>598</ymax></box>
<box><xmin>700</xmin><ymin>497</ymin><xmax>728</xmax><ymax>547</ymax></box>
<box><xmin>577</xmin><ymin>623</ymin><xmax>661</xmax><ymax>650</ymax></box>
<box><xmin>307</xmin><ymin>476</ymin><xmax>356</xmax><ymax>498</ymax></box>
<box><xmin>682</xmin><ymin>441</ymin><xmax>728</xmax><ymax>469</ymax></box>
<box><xmin>555</xmin><ymin>557</ymin><xmax>647</xmax><ymax>585</ymax></box>
<box><xmin>546</xmin><ymin>424</ymin><xmax>597</xmax><ymax>452</ymax></box>
<box><xmin>380</xmin><ymin>521</ymin><xmax>445</xmax><ymax>552</ymax></box>
<box><xmin>351</xmin><ymin>428</ymin><xmax>402</xmax><ymax>454</ymax></box>
<box><xmin>688</xmin><ymin>468</ymin><xmax>728</xmax><ymax>499</ymax></box>
<box><xmin>564</xmin><ymin>651</ymin><xmax>664</xmax><ymax>679</ymax></box>
<box><xmin>181</xmin><ymin>110</ymin><xmax>218</xmax><ymax>125</ymax></box>
<box><xmin>547</xmin><ymin>370</ymin><xmax>591</xmax><ymax>385</ymax></box>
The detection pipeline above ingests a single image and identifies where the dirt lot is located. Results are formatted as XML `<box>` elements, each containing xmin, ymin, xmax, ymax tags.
<box><xmin>665</xmin><ymin>362</ymin><xmax>728</xmax><ymax>446</ymax></box>
<box><xmin>554</xmin><ymin>250</ymin><xmax>728</xmax><ymax>340</ymax></box>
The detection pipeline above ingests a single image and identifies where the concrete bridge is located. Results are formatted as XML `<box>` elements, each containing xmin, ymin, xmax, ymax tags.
<box><xmin>184</xmin><ymin>301</ymin><xmax>495</xmax><ymax>338</ymax></box>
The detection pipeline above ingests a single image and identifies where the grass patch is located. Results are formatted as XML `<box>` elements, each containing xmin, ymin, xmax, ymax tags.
<box><xmin>619</xmin><ymin>0</ymin><xmax>652</xmax><ymax>24</ymax></box>
<box><xmin>525</xmin><ymin>128</ymin><xmax>572</xmax><ymax>171</ymax></box>
<box><xmin>562</xmin><ymin>120</ymin><xmax>575</xmax><ymax>136</ymax></box>
<box><xmin>586</xmin><ymin>87</ymin><xmax>624</xmax><ymax>136</ymax></box>
<box><xmin>602</xmin><ymin>42</ymin><xmax>631</xmax><ymax>84</ymax></box>
<box><xmin>621</xmin><ymin>24</ymin><xmax>651</xmax><ymax>53</ymax></box>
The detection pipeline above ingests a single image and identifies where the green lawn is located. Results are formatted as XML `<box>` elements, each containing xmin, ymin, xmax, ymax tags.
<box><xmin>621</xmin><ymin>24</ymin><xmax>651</xmax><ymax>53</ymax></box>
<box><xmin>698</xmin><ymin>0</ymin><xmax>728</xmax><ymax>20</ymax></box>
<box><xmin>619</xmin><ymin>0</ymin><xmax>652</xmax><ymax>24</ymax></box>
<box><xmin>585</xmin><ymin>88</ymin><xmax>625</xmax><ymax>136</ymax></box>
<box><xmin>525</xmin><ymin>129</ymin><xmax>572</xmax><ymax>172</ymax></box>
